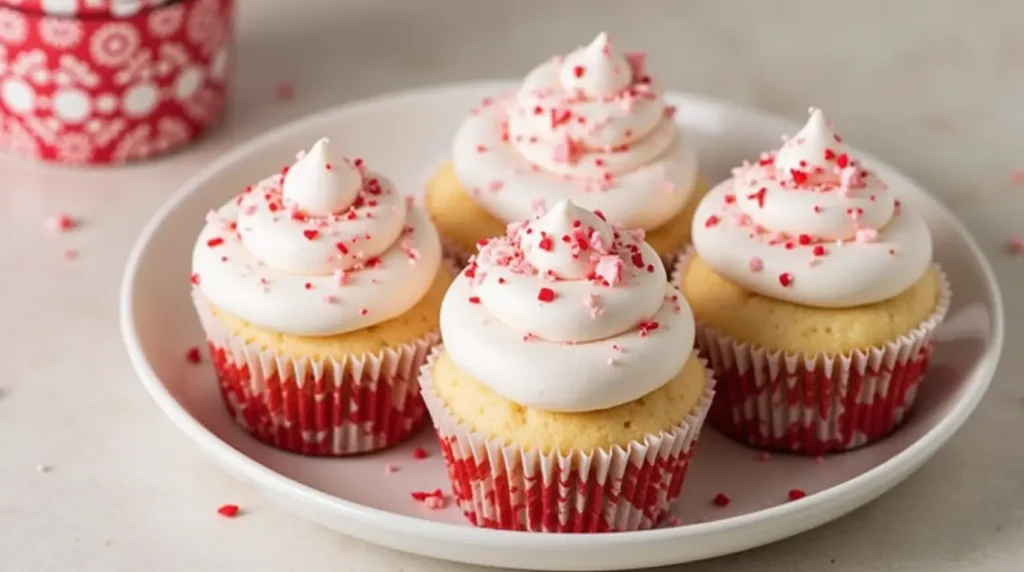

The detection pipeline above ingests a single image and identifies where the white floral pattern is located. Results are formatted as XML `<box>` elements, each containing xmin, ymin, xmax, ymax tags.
<box><xmin>55</xmin><ymin>131</ymin><xmax>93</xmax><ymax>163</ymax></box>
<box><xmin>89</xmin><ymin>22</ymin><xmax>141</xmax><ymax>68</ymax></box>
<box><xmin>39</xmin><ymin>19</ymin><xmax>83</xmax><ymax>49</ymax></box>
<box><xmin>0</xmin><ymin>9</ymin><xmax>28</xmax><ymax>45</ymax></box>
<box><xmin>147</xmin><ymin>4</ymin><xmax>184</xmax><ymax>38</ymax></box>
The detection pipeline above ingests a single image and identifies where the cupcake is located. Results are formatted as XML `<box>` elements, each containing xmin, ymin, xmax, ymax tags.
<box><xmin>426</xmin><ymin>32</ymin><xmax>705</xmax><ymax>268</ymax></box>
<box><xmin>419</xmin><ymin>199</ymin><xmax>715</xmax><ymax>532</ymax></box>
<box><xmin>191</xmin><ymin>138</ymin><xmax>452</xmax><ymax>456</ymax></box>
<box><xmin>677</xmin><ymin>108</ymin><xmax>951</xmax><ymax>455</ymax></box>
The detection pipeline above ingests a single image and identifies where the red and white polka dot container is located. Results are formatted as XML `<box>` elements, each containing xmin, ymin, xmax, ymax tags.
<box><xmin>418</xmin><ymin>347</ymin><xmax>716</xmax><ymax>532</ymax></box>
<box><xmin>673</xmin><ymin>251</ymin><xmax>952</xmax><ymax>456</ymax></box>
<box><xmin>0</xmin><ymin>0</ymin><xmax>234</xmax><ymax>165</ymax></box>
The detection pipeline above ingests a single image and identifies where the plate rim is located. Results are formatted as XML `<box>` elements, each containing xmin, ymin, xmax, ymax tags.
<box><xmin>119</xmin><ymin>80</ymin><xmax>1005</xmax><ymax>566</ymax></box>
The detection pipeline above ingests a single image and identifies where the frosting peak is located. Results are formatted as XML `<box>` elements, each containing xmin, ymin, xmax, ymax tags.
<box><xmin>557</xmin><ymin>33</ymin><xmax>633</xmax><ymax>97</ymax></box>
<box><xmin>440</xmin><ymin>203</ymin><xmax>695</xmax><ymax>412</ymax></box>
<box><xmin>282</xmin><ymin>138</ymin><xmax>362</xmax><ymax>216</ymax></box>
<box><xmin>521</xmin><ymin>199</ymin><xmax>615</xmax><ymax>280</ymax></box>
<box><xmin>691</xmin><ymin>108</ymin><xmax>932</xmax><ymax>308</ymax></box>
<box><xmin>773</xmin><ymin>108</ymin><xmax>850</xmax><ymax>182</ymax></box>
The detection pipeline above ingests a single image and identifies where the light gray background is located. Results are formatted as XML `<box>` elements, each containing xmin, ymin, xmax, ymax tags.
<box><xmin>2</xmin><ymin>1</ymin><xmax>1022</xmax><ymax>570</ymax></box>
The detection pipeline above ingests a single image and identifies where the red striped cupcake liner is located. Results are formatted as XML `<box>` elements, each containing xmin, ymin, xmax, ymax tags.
<box><xmin>672</xmin><ymin>251</ymin><xmax>952</xmax><ymax>456</ymax></box>
<box><xmin>193</xmin><ymin>291</ymin><xmax>437</xmax><ymax>456</ymax></box>
<box><xmin>419</xmin><ymin>346</ymin><xmax>716</xmax><ymax>532</ymax></box>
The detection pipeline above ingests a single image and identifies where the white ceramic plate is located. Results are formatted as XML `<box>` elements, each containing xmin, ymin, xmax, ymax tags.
<box><xmin>120</xmin><ymin>83</ymin><xmax>1003</xmax><ymax>571</ymax></box>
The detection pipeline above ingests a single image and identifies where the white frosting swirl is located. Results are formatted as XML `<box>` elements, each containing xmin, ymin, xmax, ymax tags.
<box><xmin>451</xmin><ymin>32</ymin><xmax>698</xmax><ymax>231</ymax></box>
<box><xmin>441</xmin><ymin>199</ymin><xmax>695</xmax><ymax>413</ymax></box>
<box><xmin>691</xmin><ymin>108</ymin><xmax>932</xmax><ymax>308</ymax></box>
<box><xmin>192</xmin><ymin>139</ymin><xmax>441</xmax><ymax>336</ymax></box>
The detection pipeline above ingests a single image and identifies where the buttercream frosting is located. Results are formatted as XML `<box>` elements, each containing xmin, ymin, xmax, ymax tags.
<box><xmin>441</xmin><ymin>199</ymin><xmax>695</xmax><ymax>413</ymax></box>
<box><xmin>192</xmin><ymin>138</ymin><xmax>442</xmax><ymax>336</ymax></box>
<box><xmin>690</xmin><ymin>108</ymin><xmax>932</xmax><ymax>308</ymax></box>
<box><xmin>451</xmin><ymin>32</ymin><xmax>698</xmax><ymax>231</ymax></box>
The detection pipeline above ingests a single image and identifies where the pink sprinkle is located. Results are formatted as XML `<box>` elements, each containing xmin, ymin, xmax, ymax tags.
<box><xmin>758</xmin><ymin>451</ymin><xmax>771</xmax><ymax>461</ymax></box>
<box><xmin>275</xmin><ymin>81</ymin><xmax>295</xmax><ymax>101</ymax></box>
<box><xmin>521</xmin><ymin>332</ymin><xmax>534</xmax><ymax>342</ymax></box>
<box><xmin>530</xmin><ymin>197</ymin><xmax>547</xmax><ymax>215</ymax></box>
<box><xmin>1012</xmin><ymin>170</ymin><xmax>1024</xmax><ymax>186</ymax></box>
<box><xmin>660</xmin><ymin>181</ymin><xmax>675</xmax><ymax>195</ymax></box>
<box><xmin>412</xmin><ymin>447</ymin><xmax>429</xmax><ymax>460</ymax></box>
<box><xmin>594</xmin><ymin>255</ymin><xmax>623</xmax><ymax>285</ymax></box>
<box><xmin>423</xmin><ymin>495</ymin><xmax>447</xmax><ymax>510</ymax></box>
<box><xmin>332</xmin><ymin>269</ymin><xmax>348</xmax><ymax>286</ymax></box>
<box><xmin>63</xmin><ymin>249</ymin><xmax>78</xmax><ymax>261</ymax></box>
<box><xmin>748</xmin><ymin>256</ymin><xmax>764</xmax><ymax>272</ymax></box>
<box><xmin>384</xmin><ymin>464</ymin><xmax>399</xmax><ymax>474</ymax></box>
<box><xmin>487</xmin><ymin>180</ymin><xmax>504</xmax><ymax>192</ymax></box>
<box><xmin>668</xmin><ymin>516</ymin><xmax>681</xmax><ymax>527</ymax></box>
<box><xmin>1006</xmin><ymin>235</ymin><xmax>1024</xmax><ymax>254</ymax></box>
<box><xmin>663</xmin><ymin>106</ymin><xmax>677</xmax><ymax>119</ymax></box>
<box><xmin>323</xmin><ymin>295</ymin><xmax>339</xmax><ymax>304</ymax></box>
<box><xmin>814</xmin><ymin>455</ymin><xmax>825</xmax><ymax>464</ymax></box>
<box><xmin>46</xmin><ymin>213</ymin><xmax>77</xmax><ymax>233</ymax></box>
<box><xmin>584</xmin><ymin>293</ymin><xmax>604</xmax><ymax>318</ymax></box>
<box><xmin>624</xmin><ymin>51</ymin><xmax>647</xmax><ymax>78</ymax></box>
<box><xmin>855</xmin><ymin>228</ymin><xmax>879</xmax><ymax>243</ymax></box>
<box><xmin>552</xmin><ymin>134</ymin><xmax>583</xmax><ymax>164</ymax></box>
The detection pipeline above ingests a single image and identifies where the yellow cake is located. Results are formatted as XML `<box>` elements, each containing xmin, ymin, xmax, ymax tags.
<box><xmin>678</xmin><ymin>255</ymin><xmax>942</xmax><ymax>355</ymax></box>
<box><xmin>426</xmin><ymin>161</ymin><xmax>708</xmax><ymax>261</ymax></box>
<box><xmin>428</xmin><ymin>350</ymin><xmax>707</xmax><ymax>454</ymax></box>
<box><xmin>205</xmin><ymin>266</ymin><xmax>454</xmax><ymax>359</ymax></box>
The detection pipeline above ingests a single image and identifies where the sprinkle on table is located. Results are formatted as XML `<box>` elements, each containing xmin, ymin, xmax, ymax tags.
<box><xmin>787</xmin><ymin>489</ymin><xmax>807</xmax><ymax>501</ymax></box>
<box><xmin>216</xmin><ymin>504</ymin><xmax>241</xmax><ymax>518</ymax></box>
<box><xmin>412</xmin><ymin>446</ymin><xmax>429</xmax><ymax>460</ymax></box>
<box><xmin>185</xmin><ymin>347</ymin><xmax>202</xmax><ymax>364</ymax></box>
<box><xmin>275</xmin><ymin>81</ymin><xmax>295</xmax><ymax>101</ymax></box>
<box><xmin>712</xmin><ymin>492</ymin><xmax>731</xmax><ymax>507</ymax></box>
<box><xmin>46</xmin><ymin>213</ymin><xmax>77</xmax><ymax>233</ymax></box>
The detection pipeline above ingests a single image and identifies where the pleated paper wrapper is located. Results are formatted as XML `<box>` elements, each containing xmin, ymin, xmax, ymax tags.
<box><xmin>672</xmin><ymin>251</ymin><xmax>952</xmax><ymax>456</ymax></box>
<box><xmin>193</xmin><ymin>291</ymin><xmax>437</xmax><ymax>456</ymax></box>
<box><xmin>419</xmin><ymin>346</ymin><xmax>716</xmax><ymax>532</ymax></box>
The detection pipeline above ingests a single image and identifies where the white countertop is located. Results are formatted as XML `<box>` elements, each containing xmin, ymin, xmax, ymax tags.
<box><xmin>2</xmin><ymin>1</ymin><xmax>1022</xmax><ymax>570</ymax></box>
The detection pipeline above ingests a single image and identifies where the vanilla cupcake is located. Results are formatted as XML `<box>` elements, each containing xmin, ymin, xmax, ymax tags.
<box><xmin>676</xmin><ymin>109</ymin><xmax>950</xmax><ymax>455</ymax></box>
<box><xmin>191</xmin><ymin>138</ymin><xmax>452</xmax><ymax>456</ymax></box>
<box><xmin>420</xmin><ymin>199</ymin><xmax>714</xmax><ymax>532</ymax></box>
<box><xmin>426</xmin><ymin>32</ymin><xmax>705</xmax><ymax>267</ymax></box>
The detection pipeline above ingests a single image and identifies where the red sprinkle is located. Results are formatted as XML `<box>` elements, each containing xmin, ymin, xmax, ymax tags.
<box><xmin>573</xmin><ymin>65</ymin><xmax>585</xmax><ymax>78</ymax></box>
<box><xmin>797</xmin><ymin>234</ymin><xmax>812</xmax><ymax>245</ymax></box>
<box><xmin>788</xmin><ymin>489</ymin><xmax>807</xmax><ymax>501</ymax></box>
<box><xmin>302</xmin><ymin>229</ymin><xmax>319</xmax><ymax>240</ymax></box>
<box><xmin>790</xmin><ymin>169</ymin><xmax>808</xmax><ymax>185</ymax></box>
<box><xmin>1006</xmin><ymin>235</ymin><xmax>1024</xmax><ymax>254</ymax></box>
<box><xmin>46</xmin><ymin>213</ymin><xmax>77</xmax><ymax>233</ymax></box>
<box><xmin>537</xmin><ymin>287</ymin><xmax>556</xmax><ymax>303</ymax></box>
<box><xmin>712</xmin><ymin>493</ymin><xmax>731</xmax><ymax>507</ymax></box>
<box><xmin>468</xmin><ymin>296</ymin><xmax>481</xmax><ymax>304</ymax></box>
<box><xmin>274</xmin><ymin>81</ymin><xmax>294</xmax><ymax>101</ymax></box>
<box><xmin>304</xmin><ymin>282</ymin><xmax>313</xmax><ymax>290</ymax></box>
<box><xmin>216</xmin><ymin>504</ymin><xmax>240</xmax><ymax>517</ymax></box>
<box><xmin>190</xmin><ymin>272</ymin><xmax>201</xmax><ymax>286</ymax></box>
<box><xmin>537</xmin><ymin>235</ymin><xmax>554</xmax><ymax>251</ymax></box>
<box><xmin>185</xmin><ymin>346</ymin><xmax>202</xmax><ymax>364</ymax></box>
<box><xmin>812</xmin><ymin>245</ymin><xmax>827</xmax><ymax>256</ymax></box>
<box><xmin>835</xmin><ymin>153</ymin><xmax>850</xmax><ymax>168</ymax></box>
<box><xmin>778</xmin><ymin>272</ymin><xmax>794</xmax><ymax>287</ymax></box>
<box><xmin>824</xmin><ymin>148</ymin><xmax>836</xmax><ymax>161</ymax></box>
<box><xmin>704</xmin><ymin>214</ymin><xmax>721</xmax><ymax>228</ymax></box>
<box><xmin>410</xmin><ymin>488</ymin><xmax>443</xmax><ymax>502</ymax></box>
<box><xmin>335</xmin><ymin>242</ymin><xmax>349</xmax><ymax>255</ymax></box>
<box><xmin>206</xmin><ymin>237</ymin><xmax>225</xmax><ymax>248</ymax></box>
<box><xmin>412</xmin><ymin>447</ymin><xmax>429</xmax><ymax>460</ymax></box>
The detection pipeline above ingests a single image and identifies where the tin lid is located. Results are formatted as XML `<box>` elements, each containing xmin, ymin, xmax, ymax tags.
<box><xmin>2</xmin><ymin>0</ymin><xmax>173</xmax><ymax>19</ymax></box>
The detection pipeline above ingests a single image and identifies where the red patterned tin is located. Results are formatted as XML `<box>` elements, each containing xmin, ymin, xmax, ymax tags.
<box><xmin>0</xmin><ymin>0</ymin><xmax>234</xmax><ymax>165</ymax></box>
